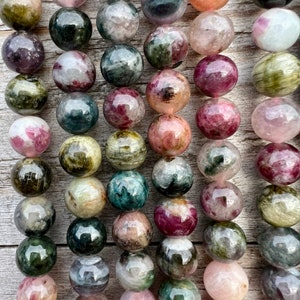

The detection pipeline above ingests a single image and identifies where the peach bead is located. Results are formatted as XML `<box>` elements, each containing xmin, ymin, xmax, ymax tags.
<box><xmin>190</xmin><ymin>0</ymin><xmax>228</xmax><ymax>12</ymax></box>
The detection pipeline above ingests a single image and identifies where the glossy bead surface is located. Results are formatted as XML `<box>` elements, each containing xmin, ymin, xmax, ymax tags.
<box><xmin>67</xmin><ymin>217</ymin><xmax>107</xmax><ymax>256</ymax></box>
<box><xmin>53</xmin><ymin>50</ymin><xmax>96</xmax><ymax>93</ymax></box>
<box><xmin>254</xmin><ymin>0</ymin><xmax>293</xmax><ymax>9</ymax></box>
<box><xmin>55</xmin><ymin>0</ymin><xmax>87</xmax><ymax>7</ymax></box>
<box><xmin>120</xmin><ymin>290</ymin><xmax>155</xmax><ymax>300</ymax></box>
<box><xmin>59</xmin><ymin>135</ymin><xmax>102</xmax><ymax>177</ymax></box>
<box><xmin>190</xmin><ymin>0</ymin><xmax>228</xmax><ymax>12</ymax></box>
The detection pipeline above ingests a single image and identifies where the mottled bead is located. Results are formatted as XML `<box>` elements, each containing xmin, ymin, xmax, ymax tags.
<box><xmin>112</xmin><ymin>211</ymin><xmax>153</xmax><ymax>253</ymax></box>
<box><xmin>2</xmin><ymin>31</ymin><xmax>44</xmax><ymax>74</ymax></box>
<box><xmin>100</xmin><ymin>45</ymin><xmax>143</xmax><ymax>87</ymax></box>
<box><xmin>254</xmin><ymin>0</ymin><xmax>293</xmax><ymax>8</ymax></box>
<box><xmin>14</xmin><ymin>196</ymin><xmax>55</xmax><ymax>236</ymax></box>
<box><xmin>189</xmin><ymin>0</ymin><xmax>228</xmax><ymax>12</ymax></box>
<box><xmin>156</xmin><ymin>237</ymin><xmax>198</xmax><ymax>280</ymax></box>
<box><xmin>116</xmin><ymin>251</ymin><xmax>155</xmax><ymax>291</ymax></box>
<box><xmin>65</xmin><ymin>177</ymin><xmax>106</xmax><ymax>218</ymax></box>
<box><xmin>252</xmin><ymin>52</ymin><xmax>300</xmax><ymax>97</ymax></box>
<box><xmin>105</xmin><ymin>130</ymin><xmax>146</xmax><ymax>170</ymax></box>
<box><xmin>103</xmin><ymin>88</ymin><xmax>145</xmax><ymax>130</ymax></box>
<box><xmin>52</xmin><ymin>50</ymin><xmax>96</xmax><ymax>93</ymax></box>
<box><xmin>67</xmin><ymin>217</ymin><xmax>107</xmax><ymax>256</ymax></box>
<box><xmin>121</xmin><ymin>290</ymin><xmax>155</xmax><ymax>300</ymax></box>
<box><xmin>55</xmin><ymin>0</ymin><xmax>87</xmax><ymax>8</ymax></box>
<box><xmin>194</xmin><ymin>55</ymin><xmax>238</xmax><ymax>97</ymax></box>
<box><xmin>144</xmin><ymin>25</ymin><xmax>188</xmax><ymax>69</ymax></box>
<box><xmin>56</xmin><ymin>92</ymin><xmax>99</xmax><ymax>134</ymax></box>
<box><xmin>96</xmin><ymin>0</ymin><xmax>139</xmax><ymax>43</ymax></box>
<box><xmin>16</xmin><ymin>236</ymin><xmax>57</xmax><ymax>277</ymax></box>
<box><xmin>70</xmin><ymin>256</ymin><xmax>109</xmax><ymax>296</ymax></box>
<box><xmin>256</xmin><ymin>143</ymin><xmax>300</xmax><ymax>186</ymax></box>
<box><xmin>11</xmin><ymin>158</ymin><xmax>52</xmax><ymax>197</ymax></box>
<box><xmin>258</xmin><ymin>226</ymin><xmax>300</xmax><ymax>269</ymax></box>
<box><xmin>148</xmin><ymin>114</ymin><xmax>191</xmax><ymax>158</ymax></box>
<box><xmin>154</xmin><ymin>198</ymin><xmax>198</xmax><ymax>236</ymax></box>
<box><xmin>146</xmin><ymin>69</ymin><xmax>190</xmax><ymax>114</ymax></box>
<box><xmin>59</xmin><ymin>135</ymin><xmax>102</xmax><ymax>177</ymax></box>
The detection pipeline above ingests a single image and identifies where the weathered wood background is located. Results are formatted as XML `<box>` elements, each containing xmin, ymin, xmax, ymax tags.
<box><xmin>0</xmin><ymin>0</ymin><xmax>300</xmax><ymax>299</ymax></box>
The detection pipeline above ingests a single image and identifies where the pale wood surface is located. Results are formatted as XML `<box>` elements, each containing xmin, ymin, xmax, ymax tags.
<box><xmin>0</xmin><ymin>0</ymin><xmax>300</xmax><ymax>299</ymax></box>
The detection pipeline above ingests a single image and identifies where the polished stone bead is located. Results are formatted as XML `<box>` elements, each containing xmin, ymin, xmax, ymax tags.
<box><xmin>190</xmin><ymin>0</ymin><xmax>228</xmax><ymax>11</ymax></box>
<box><xmin>152</xmin><ymin>156</ymin><xmax>193</xmax><ymax>197</ymax></box>
<box><xmin>59</xmin><ymin>135</ymin><xmax>102</xmax><ymax>177</ymax></box>
<box><xmin>121</xmin><ymin>290</ymin><xmax>155</xmax><ymax>300</ymax></box>
<box><xmin>112</xmin><ymin>211</ymin><xmax>153</xmax><ymax>253</ymax></box>
<box><xmin>49</xmin><ymin>8</ymin><xmax>92</xmax><ymax>51</ymax></box>
<box><xmin>52</xmin><ymin>50</ymin><xmax>96</xmax><ymax>93</ymax></box>
<box><xmin>146</xmin><ymin>69</ymin><xmax>190</xmax><ymax>114</ymax></box>
<box><xmin>256</xmin><ymin>143</ymin><xmax>300</xmax><ymax>186</ymax></box>
<box><xmin>2</xmin><ymin>31</ymin><xmax>44</xmax><ymax>74</ymax></box>
<box><xmin>16</xmin><ymin>236</ymin><xmax>57</xmax><ymax>277</ymax></box>
<box><xmin>55</xmin><ymin>0</ymin><xmax>87</xmax><ymax>7</ymax></box>
<box><xmin>144</xmin><ymin>25</ymin><xmax>188</xmax><ymax>69</ymax></box>
<box><xmin>70</xmin><ymin>256</ymin><xmax>109</xmax><ymax>296</ymax></box>
<box><xmin>116</xmin><ymin>251</ymin><xmax>155</xmax><ymax>291</ymax></box>
<box><xmin>77</xmin><ymin>294</ymin><xmax>108</xmax><ymax>300</ymax></box>
<box><xmin>65</xmin><ymin>177</ymin><xmax>106</xmax><ymax>218</ymax></box>
<box><xmin>96</xmin><ymin>0</ymin><xmax>139</xmax><ymax>43</ymax></box>
<box><xmin>254</xmin><ymin>0</ymin><xmax>293</xmax><ymax>8</ymax></box>
<box><xmin>100</xmin><ymin>44</ymin><xmax>143</xmax><ymax>87</ymax></box>
<box><xmin>11</xmin><ymin>158</ymin><xmax>52</xmax><ymax>197</ymax></box>
<box><xmin>0</xmin><ymin>0</ymin><xmax>42</xmax><ymax>31</ymax></box>
<box><xmin>154</xmin><ymin>198</ymin><xmax>198</xmax><ymax>236</ymax></box>
<box><xmin>14</xmin><ymin>196</ymin><xmax>55</xmax><ymax>236</ymax></box>
<box><xmin>56</xmin><ymin>92</ymin><xmax>99</xmax><ymax>134</ymax></box>
<box><xmin>105</xmin><ymin>130</ymin><xmax>147</xmax><ymax>170</ymax></box>
<box><xmin>156</xmin><ymin>237</ymin><xmax>198</xmax><ymax>280</ymax></box>
<box><xmin>252</xmin><ymin>52</ymin><xmax>300</xmax><ymax>97</ymax></box>
<box><xmin>194</xmin><ymin>55</ymin><xmax>238</xmax><ymax>97</ymax></box>
<box><xmin>67</xmin><ymin>217</ymin><xmax>107</xmax><ymax>256</ymax></box>
<box><xmin>258</xmin><ymin>227</ymin><xmax>300</xmax><ymax>269</ymax></box>
<box><xmin>107</xmin><ymin>171</ymin><xmax>149</xmax><ymax>211</ymax></box>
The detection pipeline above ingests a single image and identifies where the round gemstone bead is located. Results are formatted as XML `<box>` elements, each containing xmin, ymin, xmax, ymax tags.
<box><xmin>254</xmin><ymin>0</ymin><xmax>293</xmax><ymax>8</ymax></box>
<box><xmin>189</xmin><ymin>0</ymin><xmax>228</xmax><ymax>11</ymax></box>
<box><xmin>146</xmin><ymin>69</ymin><xmax>190</xmax><ymax>114</ymax></box>
<box><xmin>194</xmin><ymin>55</ymin><xmax>238</xmax><ymax>97</ymax></box>
<box><xmin>76</xmin><ymin>295</ymin><xmax>108</xmax><ymax>300</ymax></box>
<box><xmin>120</xmin><ymin>290</ymin><xmax>155</xmax><ymax>300</ymax></box>
<box><xmin>55</xmin><ymin>0</ymin><xmax>87</xmax><ymax>8</ymax></box>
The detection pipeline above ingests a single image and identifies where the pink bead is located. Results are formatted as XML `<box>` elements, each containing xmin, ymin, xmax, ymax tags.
<box><xmin>55</xmin><ymin>0</ymin><xmax>87</xmax><ymax>7</ymax></box>
<box><xmin>120</xmin><ymin>290</ymin><xmax>155</xmax><ymax>300</ymax></box>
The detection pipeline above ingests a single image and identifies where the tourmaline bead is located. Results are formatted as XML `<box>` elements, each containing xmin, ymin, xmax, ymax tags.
<box><xmin>156</xmin><ymin>237</ymin><xmax>198</xmax><ymax>280</ymax></box>
<box><xmin>107</xmin><ymin>171</ymin><xmax>149</xmax><ymax>211</ymax></box>
<box><xmin>254</xmin><ymin>0</ymin><xmax>293</xmax><ymax>8</ymax></box>
<box><xmin>116</xmin><ymin>251</ymin><xmax>155</xmax><ymax>291</ymax></box>
<box><xmin>146</xmin><ymin>69</ymin><xmax>190</xmax><ymax>114</ymax></box>
<box><xmin>55</xmin><ymin>0</ymin><xmax>87</xmax><ymax>8</ymax></box>
<box><xmin>105</xmin><ymin>130</ymin><xmax>147</xmax><ymax>170</ymax></box>
<box><xmin>252</xmin><ymin>52</ymin><xmax>300</xmax><ymax>97</ymax></box>
<box><xmin>257</xmin><ymin>226</ymin><xmax>300</xmax><ymax>269</ymax></box>
<box><xmin>200</xmin><ymin>181</ymin><xmax>243</xmax><ymax>221</ymax></box>
<box><xmin>154</xmin><ymin>198</ymin><xmax>198</xmax><ymax>237</ymax></box>
<box><xmin>65</xmin><ymin>177</ymin><xmax>106</xmax><ymax>218</ymax></box>
<box><xmin>103</xmin><ymin>88</ymin><xmax>145</xmax><ymax>130</ymax></box>
<box><xmin>189</xmin><ymin>12</ymin><xmax>234</xmax><ymax>56</ymax></box>
<box><xmin>100</xmin><ymin>45</ymin><xmax>143</xmax><ymax>87</ymax></box>
<box><xmin>258</xmin><ymin>185</ymin><xmax>300</xmax><ymax>227</ymax></box>
<box><xmin>14</xmin><ymin>196</ymin><xmax>55</xmax><ymax>236</ymax></box>
<box><xmin>69</xmin><ymin>256</ymin><xmax>109</xmax><ymax>296</ymax></box>
<box><xmin>9</xmin><ymin>116</ymin><xmax>51</xmax><ymax>157</ymax></box>
<box><xmin>120</xmin><ymin>290</ymin><xmax>155</xmax><ymax>300</ymax></box>
<box><xmin>2</xmin><ymin>31</ymin><xmax>44</xmax><ymax>74</ymax></box>
<box><xmin>251</xmin><ymin>97</ymin><xmax>300</xmax><ymax>143</ymax></box>
<box><xmin>16</xmin><ymin>236</ymin><xmax>57</xmax><ymax>277</ymax></box>
<box><xmin>11</xmin><ymin>158</ymin><xmax>52</xmax><ymax>197</ymax></box>
<box><xmin>194</xmin><ymin>55</ymin><xmax>238</xmax><ymax>98</ymax></box>
<box><xmin>112</xmin><ymin>211</ymin><xmax>153</xmax><ymax>253</ymax></box>
<box><xmin>152</xmin><ymin>156</ymin><xmax>193</xmax><ymax>197</ymax></box>
<box><xmin>144</xmin><ymin>25</ymin><xmax>188</xmax><ymax>69</ymax></box>
<box><xmin>67</xmin><ymin>217</ymin><xmax>107</xmax><ymax>256</ymax></box>
<box><xmin>252</xmin><ymin>8</ymin><xmax>300</xmax><ymax>52</ymax></box>
<box><xmin>141</xmin><ymin>0</ymin><xmax>187</xmax><ymax>25</ymax></box>
<box><xmin>59</xmin><ymin>135</ymin><xmax>102</xmax><ymax>177</ymax></box>
<box><xmin>0</xmin><ymin>0</ymin><xmax>42</xmax><ymax>31</ymax></box>
<box><xmin>49</xmin><ymin>8</ymin><xmax>92</xmax><ymax>51</ymax></box>
<box><xmin>148</xmin><ymin>114</ymin><xmax>191</xmax><ymax>158</ymax></box>
<box><xmin>197</xmin><ymin>140</ymin><xmax>241</xmax><ymax>183</ymax></box>
<box><xmin>189</xmin><ymin>0</ymin><xmax>228</xmax><ymax>12</ymax></box>
<box><xmin>5</xmin><ymin>75</ymin><xmax>48</xmax><ymax>115</ymax></box>
<box><xmin>56</xmin><ymin>92</ymin><xmax>99</xmax><ymax>134</ymax></box>
<box><xmin>17</xmin><ymin>275</ymin><xmax>57</xmax><ymax>300</ymax></box>
<box><xmin>52</xmin><ymin>50</ymin><xmax>96</xmax><ymax>93</ymax></box>
<box><xmin>256</xmin><ymin>143</ymin><xmax>300</xmax><ymax>186</ymax></box>
<box><xmin>203</xmin><ymin>261</ymin><xmax>249</xmax><ymax>300</ymax></box>
<box><xmin>96</xmin><ymin>0</ymin><xmax>139</xmax><ymax>43</ymax></box>
<box><xmin>196</xmin><ymin>98</ymin><xmax>241</xmax><ymax>140</ymax></box>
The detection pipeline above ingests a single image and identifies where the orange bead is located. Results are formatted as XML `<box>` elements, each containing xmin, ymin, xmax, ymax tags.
<box><xmin>190</xmin><ymin>0</ymin><xmax>228</xmax><ymax>12</ymax></box>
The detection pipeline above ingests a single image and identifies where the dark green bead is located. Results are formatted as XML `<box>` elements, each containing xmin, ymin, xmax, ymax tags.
<box><xmin>253</xmin><ymin>0</ymin><xmax>293</xmax><ymax>8</ymax></box>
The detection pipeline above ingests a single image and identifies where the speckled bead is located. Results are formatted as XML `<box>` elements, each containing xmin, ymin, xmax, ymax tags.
<box><xmin>254</xmin><ymin>0</ymin><xmax>293</xmax><ymax>8</ymax></box>
<box><xmin>55</xmin><ymin>0</ymin><xmax>87</xmax><ymax>8</ymax></box>
<box><xmin>189</xmin><ymin>0</ymin><xmax>228</xmax><ymax>12</ymax></box>
<box><xmin>121</xmin><ymin>290</ymin><xmax>155</xmax><ymax>300</ymax></box>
